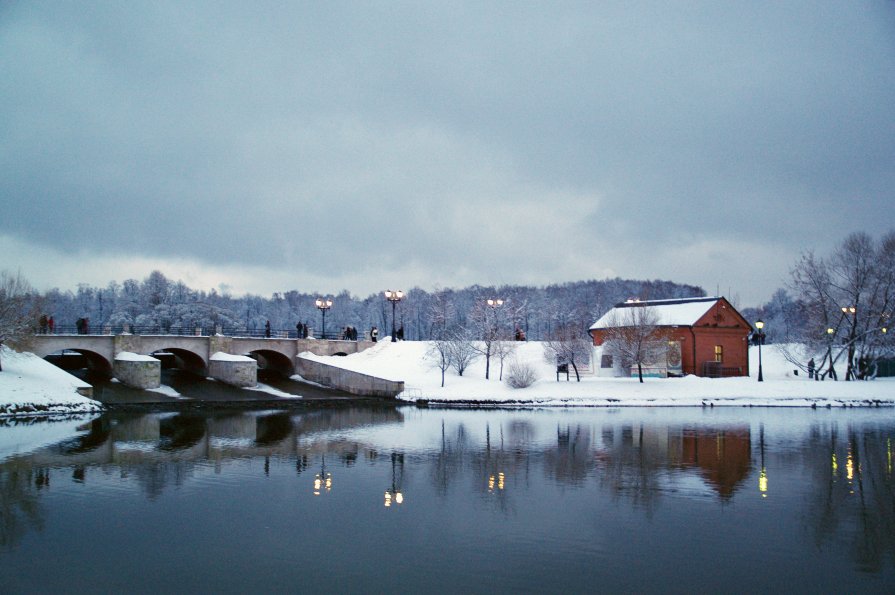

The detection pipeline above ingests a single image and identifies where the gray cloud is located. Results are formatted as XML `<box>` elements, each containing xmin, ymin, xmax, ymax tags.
<box><xmin>2</xmin><ymin>1</ymin><xmax>893</xmax><ymax>305</ymax></box>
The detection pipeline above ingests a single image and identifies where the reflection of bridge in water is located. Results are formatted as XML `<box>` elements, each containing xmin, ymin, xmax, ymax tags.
<box><xmin>3</xmin><ymin>411</ymin><xmax>755</xmax><ymax>504</ymax></box>
<box><xmin>2</xmin><ymin>408</ymin><xmax>405</xmax><ymax>469</ymax></box>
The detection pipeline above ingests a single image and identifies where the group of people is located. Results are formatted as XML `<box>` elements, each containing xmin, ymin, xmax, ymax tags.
<box><xmin>75</xmin><ymin>317</ymin><xmax>90</xmax><ymax>334</ymax></box>
<box><xmin>295</xmin><ymin>322</ymin><xmax>309</xmax><ymax>339</ymax></box>
<box><xmin>341</xmin><ymin>326</ymin><xmax>360</xmax><ymax>340</ymax></box>
<box><xmin>37</xmin><ymin>314</ymin><xmax>55</xmax><ymax>334</ymax></box>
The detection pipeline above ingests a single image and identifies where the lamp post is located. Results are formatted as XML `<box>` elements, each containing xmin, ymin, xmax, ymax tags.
<box><xmin>315</xmin><ymin>298</ymin><xmax>332</xmax><ymax>339</ymax></box>
<box><xmin>486</xmin><ymin>298</ymin><xmax>504</xmax><ymax>335</ymax></box>
<box><xmin>826</xmin><ymin>326</ymin><xmax>837</xmax><ymax>380</ymax></box>
<box><xmin>840</xmin><ymin>306</ymin><xmax>857</xmax><ymax>380</ymax></box>
<box><xmin>755</xmin><ymin>319</ymin><xmax>764</xmax><ymax>382</ymax></box>
<box><xmin>384</xmin><ymin>290</ymin><xmax>404</xmax><ymax>342</ymax></box>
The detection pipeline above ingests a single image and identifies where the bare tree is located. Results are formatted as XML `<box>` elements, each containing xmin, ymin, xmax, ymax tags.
<box><xmin>0</xmin><ymin>270</ymin><xmax>37</xmax><ymax>371</ymax></box>
<box><xmin>426</xmin><ymin>339</ymin><xmax>454</xmax><ymax>387</ymax></box>
<box><xmin>542</xmin><ymin>324</ymin><xmax>593</xmax><ymax>381</ymax></box>
<box><xmin>427</xmin><ymin>286</ymin><xmax>457</xmax><ymax>340</ymax></box>
<box><xmin>788</xmin><ymin>230</ymin><xmax>895</xmax><ymax>380</ymax></box>
<box><xmin>599</xmin><ymin>305</ymin><xmax>664</xmax><ymax>383</ymax></box>
<box><xmin>468</xmin><ymin>298</ymin><xmax>510</xmax><ymax>379</ymax></box>
<box><xmin>493</xmin><ymin>340</ymin><xmax>518</xmax><ymax>381</ymax></box>
<box><xmin>447</xmin><ymin>327</ymin><xmax>480</xmax><ymax>377</ymax></box>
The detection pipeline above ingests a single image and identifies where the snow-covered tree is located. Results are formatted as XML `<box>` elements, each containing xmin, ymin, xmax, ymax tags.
<box><xmin>447</xmin><ymin>327</ymin><xmax>479</xmax><ymax>377</ymax></box>
<box><xmin>600</xmin><ymin>305</ymin><xmax>664</xmax><ymax>383</ymax></box>
<box><xmin>542</xmin><ymin>324</ymin><xmax>593</xmax><ymax>382</ymax></box>
<box><xmin>788</xmin><ymin>230</ymin><xmax>895</xmax><ymax>380</ymax></box>
<box><xmin>0</xmin><ymin>270</ymin><xmax>37</xmax><ymax>371</ymax></box>
<box><xmin>426</xmin><ymin>339</ymin><xmax>454</xmax><ymax>387</ymax></box>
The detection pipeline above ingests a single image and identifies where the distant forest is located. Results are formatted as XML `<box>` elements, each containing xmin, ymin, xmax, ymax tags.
<box><xmin>38</xmin><ymin>271</ymin><xmax>705</xmax><ymax>340</ymax></box>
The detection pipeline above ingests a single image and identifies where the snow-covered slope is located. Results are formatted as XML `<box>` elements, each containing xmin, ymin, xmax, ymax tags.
<box><xmin>0</xmin><ymin>346</ymin><xmax>103</xmax><ymax>416</ymax></box>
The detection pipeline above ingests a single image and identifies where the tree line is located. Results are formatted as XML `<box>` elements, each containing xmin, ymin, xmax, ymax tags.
<box><xmin>26</xmin><ymin>271</ymin><xmax>703</xmax><ymax>342</ymax></box>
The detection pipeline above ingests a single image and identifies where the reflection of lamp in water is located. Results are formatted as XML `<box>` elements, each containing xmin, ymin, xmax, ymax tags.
<box><xmin>488</xmin><ymin>472</ymin><xmax>506</xmax><ymax>493</ymax></box>
<box><xmin>758</xmin><ymin>424</ymin><xmax>767</xmax><ymax>498</ymax></box>
<box><xmin>384</xmin><ymin>452</ymin><xmax>404</xmax><ymax>507</ymax></box>
<box><xmin>313</xmin><ymin>455</ymin><xmax>332</xmax><ymax>496</ymax></box>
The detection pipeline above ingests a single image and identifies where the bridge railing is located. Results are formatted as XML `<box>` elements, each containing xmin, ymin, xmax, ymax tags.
<box><xmin>36</xmin><ymin>325</ymin><xmax>357</xmax><ymax>341</ymax></box>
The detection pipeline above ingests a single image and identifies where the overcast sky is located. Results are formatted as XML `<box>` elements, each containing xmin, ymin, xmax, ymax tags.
<box><xmin>2</xmin><ymin>1</ymin><xmax>893</xmax><ymax>307</ymax></box>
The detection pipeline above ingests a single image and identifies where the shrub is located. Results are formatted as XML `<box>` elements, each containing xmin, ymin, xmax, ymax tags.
<box><xmin>506</xmin><ymin>360</ymin><xmax>538</xmax><ymax>389</ymax></box>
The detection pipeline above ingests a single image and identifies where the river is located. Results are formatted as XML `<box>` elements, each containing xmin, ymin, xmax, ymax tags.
<box><xmin>1</xmin><ymin>405</ymin><xmax>892</xmax><ymax>593</ymax></box>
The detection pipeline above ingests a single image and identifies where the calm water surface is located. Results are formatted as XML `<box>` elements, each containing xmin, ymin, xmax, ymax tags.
<box><xmin>1</xmin><ymin>406</ymin><xmax>893</xmax><ymax>594</ymax></box>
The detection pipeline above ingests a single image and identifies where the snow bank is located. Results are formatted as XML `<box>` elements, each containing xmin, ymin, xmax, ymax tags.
<box><xmin>0</xmin><ymin>346</ymin><xmax>103</xmax><ymax>417</ymax></box>
<box><xmin>302</xmin><ymin>341</ymin><xmax>895</xmax><ymax>407</ymax></box>
<box><xmin>115</xmin><ymin>351</ymin><xmax>159</xmax><ymax>362</ymax></box>
<box><xmin>211</xmin><ymin>351</ymin><xmax>256</xmax><ymax>362</ymax></box>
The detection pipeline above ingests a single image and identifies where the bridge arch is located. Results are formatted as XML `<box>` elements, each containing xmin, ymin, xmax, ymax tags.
<box><xmin>245</xmin><ymin>349</ymin><xmax>295</xmax><ymax>378</ymax></box>
<box><xmin>150</xmin><ymin>348</ymin><xmax>208</xmax><ymax>376</ymax></box>
<box><xmin>44</xmin><ymin>349</ymin><xmax>113</xmax><ymax>379</ymax></box>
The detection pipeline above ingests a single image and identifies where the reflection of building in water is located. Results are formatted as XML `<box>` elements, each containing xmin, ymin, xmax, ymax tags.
<box><xmin>677</xmin><ymin>427</ymin><xmax>752</xmax><ymax>499</ymax></box>
<box><xmin>601</xmin><ymin>423</ymin><xmax>752</xmax><ymax>500</ymax></box>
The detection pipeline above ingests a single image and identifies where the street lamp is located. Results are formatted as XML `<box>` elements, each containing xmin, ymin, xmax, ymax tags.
<box><xmin>755</xmin><ymin>319</ymin><xmax>764</xmax><ymax>382</ymax></box>
<box><xmin>826</xmin><ymin>327</ymin><xmax>837</xmax><ymax>380</ymax></box>
<box><xmin>486</xmin><ymin>298</ymin><xmax>504</xmax><ymax>334</ymax></box>
<box><xmin>384</xmin><ymin>290</ymin><xmax>404</xmax><ymax>342</ymax></box>
<box><xmin>315</xmin><ymin>298</ymin><xmax>332</xmax><ymax>339</ymax></box>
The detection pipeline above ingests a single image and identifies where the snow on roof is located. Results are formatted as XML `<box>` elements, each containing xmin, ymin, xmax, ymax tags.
<box><xmin>590</xmin><ymin>297</ymin><xmax>720</xmax><ymax>330</ymax></box>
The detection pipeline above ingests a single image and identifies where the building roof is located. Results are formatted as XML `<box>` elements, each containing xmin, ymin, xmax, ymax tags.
<box><xmin>589</xmin><ymin>297</ymin><xmax>722</xmax><ymax>330</ymax></box>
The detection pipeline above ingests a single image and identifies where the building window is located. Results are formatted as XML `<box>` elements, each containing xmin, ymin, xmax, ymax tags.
<box><xmin>714</xmin><ymin>345</ymin><xmax>723</xmax><ymax>362</ymax></box>
<box><xmin>601</xmin><ymin>354</ymin><xmax>614</xmax><ymax>369</ymax></box>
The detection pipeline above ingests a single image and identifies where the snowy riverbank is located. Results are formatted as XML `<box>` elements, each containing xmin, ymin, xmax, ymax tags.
<box><xmin>301</xmin><ymin>340</ymin><xmax>895</xmax><ymax>407</ymax></box>
<box><xmin>2</xmin><ymin>341</ymin><xmax>892</xmax><ymax>416</ymax></box>
<box><xmin>0</xmin><ymin>346</ymin><xmax>102</xmax><ymax>417</ymax></box>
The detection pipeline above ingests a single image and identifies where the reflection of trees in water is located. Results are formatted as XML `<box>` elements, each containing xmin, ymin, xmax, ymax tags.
<box><xmin>0</xmin><ymin>467</ymin><xmax>46</xmax><ymax>549</ymax></box>
<box><xmin>543</xmin><ymin>424</ymin><xmax>592</xmax><ymax>487</ymax></box>
<box><xmin>803</xmin><ymin>423</ymin><xmax>895</xmax><ymax>573</ymax></box>
<box><xmin>429</xmin><ymin>420</ymin><xmax>535</xmax><ymax>515</ymax></box>
<box><xmin>596</xmin><ymin>424</ymin><xmax>664</xmax><ymax>516</ymax></box>
<box><xmin>430</xmin><ymin>421</ymin><xmax>470</xmax><ymax>498</ymax></box>
<box><xmin>129</xmin><ymin>460</ymin><xmax>198</xmax><ymax>501</ymax></box>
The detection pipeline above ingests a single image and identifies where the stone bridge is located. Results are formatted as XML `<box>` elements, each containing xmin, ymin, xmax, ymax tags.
<box><xmin>29</xmin><ymin>334</ymin><xmax>402</xmax><ymax>397</ymax></box>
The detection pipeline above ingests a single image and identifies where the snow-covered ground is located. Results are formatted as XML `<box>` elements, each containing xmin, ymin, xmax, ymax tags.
<box><xmin>0</xmin><ymin>346</ymin><xmax>103</xmax><ymax>417</ymax></box>
<box><xmin>301</xmin><ymin>340</ymin><xmax>895</xmax><ymax>407</ymax></box>
<box><xmin>2</xmin><ymin>341</ymin><xmax>892</xmax><ymax>415</ymax></box>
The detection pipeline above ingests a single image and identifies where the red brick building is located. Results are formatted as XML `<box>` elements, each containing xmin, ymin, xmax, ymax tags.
<box><xmin>589</xmin><ymin>297</ymin><xmax>753</xmax><ymax>378</ymax></box>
